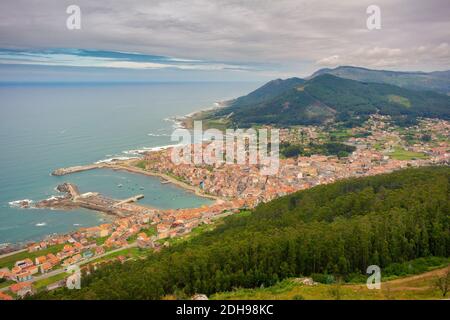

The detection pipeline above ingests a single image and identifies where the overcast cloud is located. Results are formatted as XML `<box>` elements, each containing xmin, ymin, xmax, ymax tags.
<box><xmin>0</xmin><ymin>0</ymin><xmax>448</xmax><ymax>78</ymax></box>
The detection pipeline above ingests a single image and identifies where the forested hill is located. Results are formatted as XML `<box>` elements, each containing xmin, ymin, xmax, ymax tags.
<box><xmin>35</xmin><ymin>166</ymin><xmax>450</xmax><ymax>300</ymax></box>
<box><xmin>226</xmin><ymin>77</ymin><xmax>305</xmax><ymax>110</ymax></box>
<box><xmin>212</xmin><ymin>74</ymin><xmax>450</xmax><ymax>127</ymax></box>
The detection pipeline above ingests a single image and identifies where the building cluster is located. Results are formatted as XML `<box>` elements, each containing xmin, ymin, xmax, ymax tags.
<box><xmin>143</xmin><ymin>116</ymin><xmax>449</xmax><ymax>206</ymax></box>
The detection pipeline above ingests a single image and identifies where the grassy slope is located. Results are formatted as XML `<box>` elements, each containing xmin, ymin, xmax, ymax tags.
<box><xmin>212</xmin><ymin>266</ymin><xmax>450</xmax><ymax>300</ymax></box>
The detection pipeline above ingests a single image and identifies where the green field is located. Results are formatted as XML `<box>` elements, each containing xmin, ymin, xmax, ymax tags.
<box><xmin>0</xmin><ymin>279</ymin><xmax>14</xmax><ymax>289</ymax></box>
<box><xmin>212</xmin><ymin>257</ymin><xmax>450</xmax><ymax>300</ymax></box>
<box><xmin>388</xmin><ymin>95</ymin><xmax>411</xmax><ymax>108</ymax></box>
<box><xmin>33</xmin><ymin>272</ymin><xmax>69</xmax><ymax>290</ymax></box>
<box><xmin>388</xmin><ymin>148</ymin><xmax>428</xmax><ymax>160</ymax></box>
<box><xmin>87</xmin><ymin>247</ymin><xmax>145</xmax><ymax>265</ymax></box>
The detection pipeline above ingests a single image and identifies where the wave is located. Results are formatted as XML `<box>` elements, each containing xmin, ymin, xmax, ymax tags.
<box><xmin>164</xmin><ymin>116</ymin><xmax>184</xmax><ymax>129</ymax></box>
<box><xmin>95</xmin><ymin>156</ymin><xmax>140</xmax><ymax>164</ymax></box>
<box><xmin>124</xmin><ymin>143</ymin><xmax>183</xmax><ymax>155</ymax></box>
<box><xmin>147</xmin><ymin>132</ymin><xmax>170</xmax><ymax>137</ymax></box>
<box><xmin>180</xmin><ymin>101</ymin><xmax>224</xmax><ymax>119</ymax></box>
<box><xmin>8</xmin><ymin>199</ymin><xmax>34</xmax><ymax>208</ymax></box>
<box><xmin>96</xmin><ymin>143</ymin><xmax>182</xmax><ymax>164</ymax></box>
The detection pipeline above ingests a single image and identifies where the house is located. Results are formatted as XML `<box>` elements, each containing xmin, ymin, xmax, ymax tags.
<box><xmin>35</xmin><ymin>255</ymin><xmax>47</xmax><ymax>265</ymax></box>
<box><xmin>11</xmin><ymin>266</ymin><xmax>22</xmax><ymax>274</ymax></box>
<box><xmin>16</xmin><ymin>271</ymin><xmax>32</xmax><ymax>282</ymax></box>
<box><xmin>137</xmin><ymin>233</ymin><xmax>154</xmax><ymax>249</ymax></box>
<box><xmin>39</xmin><ymin>242</ymin><xmax>48</xmax><ymax>250</ymax></box>
<box><xmin>95</xmin><ymin>246</ymin><xmax>105</xmax><ymax>256</ymax></box>
<box><xmin>15</xmin><ymin>258</ymin><xmax>33</xmax><ymax>269</ymax></box>
<box><xmin>27</xmin><ymin>244</ymin><xmax>41</xmax><ymax>253</ymax></box>
<box><xmin>40</xmin><ymin>262</ymin><xmax>53</xmax><ymax>274</ymax></box>
<box><xmin>98</xmin><ymin>228</ymin><xmax>110</xmax><ymax>237</ymax></box>
<box><xmin>46</xmin><ymin>253</ymin><xmax>60</xmax><ymax>265</ymax></box>
<box><xmin>63</xmin><ymin>244</ymin><xmax>73</xmax><ymax>253</ymax></box>
<box><xmin>157</xmin><ymin>223</ymin><xmax>171</xmax><ymax>239</ymax></box>
<box><xmin>22</xmin><ymin>265</ymin><xmax>39</xmax><ymax>276</ymax></box>
<box><xmin>71</xmin><ymin>254</ymin><xmax>82</xmax><ymax>263</ymax></box>
<box><xmin>73</xmin><ymin>242</ymin><xmax>84</xmax><ymax>252</ymax></box>
<box><xmin>0</xmin><ymin>269</ymin><xmax>16</xmax><ymax>282</ymax></box>
<box><xmin>82</xmin><ymin>250</ymin><xmax>93</xmax><ymax>259</ymax></box>
<box><xmin>9</xmin><ymin>282</ymin><xmax>35</xmax><ymax>298</ymax></box>
<box><xmin>0</xmin><ymin>292</ymin><xmax>13</xmax><ymax>300</ymax></box>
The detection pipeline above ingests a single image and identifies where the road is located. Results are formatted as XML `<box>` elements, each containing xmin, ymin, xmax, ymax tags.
<box><xmin>0</xmin><ymin>248</ymin><xmax>27</xmax><ymax>260</ymax></box>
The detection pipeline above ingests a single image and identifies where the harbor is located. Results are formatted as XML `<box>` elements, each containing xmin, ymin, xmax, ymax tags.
<box><xmin>36</xmin><ymin>182</ymin><xmax>153</xmax><ymax>218</ymax></box>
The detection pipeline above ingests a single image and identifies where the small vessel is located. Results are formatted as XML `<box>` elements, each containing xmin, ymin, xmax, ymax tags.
<box><xmin>117</xmin><ymin>184</ymin><xmax>123</xmax><ymax>188</ymax></box>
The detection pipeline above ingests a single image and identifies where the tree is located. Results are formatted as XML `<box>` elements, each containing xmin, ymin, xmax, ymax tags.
<box><xmin>434</xmin><ymin>268</ymin><xmax>450</xmax><ymax>298</ymax></box>
<box><xmin>328</xmin><ymin>278</ymin><xmax>343</xmax><ymax>300</ymax></box>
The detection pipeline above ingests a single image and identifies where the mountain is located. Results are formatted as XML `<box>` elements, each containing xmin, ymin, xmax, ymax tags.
<box><xmin>226</xmin><ymin>77</ymin><xmax>305</xmax><ymax>110</ymax></box>
<box><xmin>32</xmin><ymin>166</ymin><xmax>450</xmax><ymax>299</ymax></box>
<box><xmin>309</xmin><ymin>66</ymin><xmax>450</xmax><ymax>94</ymax></box>
<box><xmin>213</xmin><ymin>74</ymin><xmax>450</xmax><ymax>127</ymax></box>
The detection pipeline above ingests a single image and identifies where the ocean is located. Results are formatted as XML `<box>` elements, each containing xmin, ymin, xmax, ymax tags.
<box><xmin>0</xmin><ymin>82</ymin><xmax>259</xmax><ymax>245</ymax></box>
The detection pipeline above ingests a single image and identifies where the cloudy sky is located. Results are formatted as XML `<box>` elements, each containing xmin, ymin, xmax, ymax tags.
<box><xmin>0</xmin><ymin>0</ymin><xmax>449</xmax><ymax>82</ymax></box>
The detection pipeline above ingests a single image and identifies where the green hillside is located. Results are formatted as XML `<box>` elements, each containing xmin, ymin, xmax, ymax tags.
<box><xmin>208</xmin><ymin>74</ymin><xmax>450</xmax><ymax>127</ymax></box>
<box><xmin>222</xmin><ymin>77</ymin><xmax>305</xmax><ymax>111</ymax></box>
<box><xmin>33</xmin><ymin>167</ymin><xmax>450</xmax><ymax>300</ymax></box>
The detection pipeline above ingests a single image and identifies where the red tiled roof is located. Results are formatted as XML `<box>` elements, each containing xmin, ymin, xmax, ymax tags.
<box><xmin>0</xmin><ymin>292</ymin><xmax>13</xmax><ymax>300</ymax></box>
<box><xmin>10</xmin><ymin>282</ymin><xmax>32</xmax><ymax>293</ymax></box>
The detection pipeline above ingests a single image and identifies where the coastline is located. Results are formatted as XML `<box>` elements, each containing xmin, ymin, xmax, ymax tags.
<box><xmin>2</xmin><ymin>100</ymin><xmax>231</xmax><ymax>250</ymax></box>
<box><xmin>1</xmin><ymin>160</ymin><xmax>219</xmax><ymax>252</ymax></box>
<box><xmin>175</xmin><ymin>99</ymin><xmax>233</xmax><ymax>130</ymax></box>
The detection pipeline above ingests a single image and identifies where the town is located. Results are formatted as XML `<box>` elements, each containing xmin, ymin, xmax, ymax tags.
<box><xmin>0</xmin><ymin>115</ymin><xmax>448</xmax><ymax>300</ymax></box>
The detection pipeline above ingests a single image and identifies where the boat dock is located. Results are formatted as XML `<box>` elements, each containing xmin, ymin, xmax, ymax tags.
<box><xmin>113</xmin><ymin>194</ymin><xmax>145</xmax><ymax>207</ymax></box>
<box><xmin>52</xmin><ymin>164</ymin><xmax>106</xmax><ymax>176</ymax></box>
<box><xmin>38</xmin><ymin>183</ymin><xmax>153</xmax><ymax>218</ymax></box>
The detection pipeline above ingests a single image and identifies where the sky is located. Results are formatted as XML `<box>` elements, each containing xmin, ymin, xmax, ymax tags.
<box><xmin>0</xmin><ymin>0</ymin><xmax>449</xmax><ymax>82</ymax></box>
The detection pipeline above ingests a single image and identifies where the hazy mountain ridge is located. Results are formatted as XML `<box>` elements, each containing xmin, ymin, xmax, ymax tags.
<box><xmin>309</xmin><ymin>66</ymin><xmax>450</xmax><ymax>95</ymax></box>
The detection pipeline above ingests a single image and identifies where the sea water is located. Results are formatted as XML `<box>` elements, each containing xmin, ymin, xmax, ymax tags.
<box><xmin>0</xmin><ymin>82</ymin><xmax>259</xmax><ymax>244</ymax></box>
